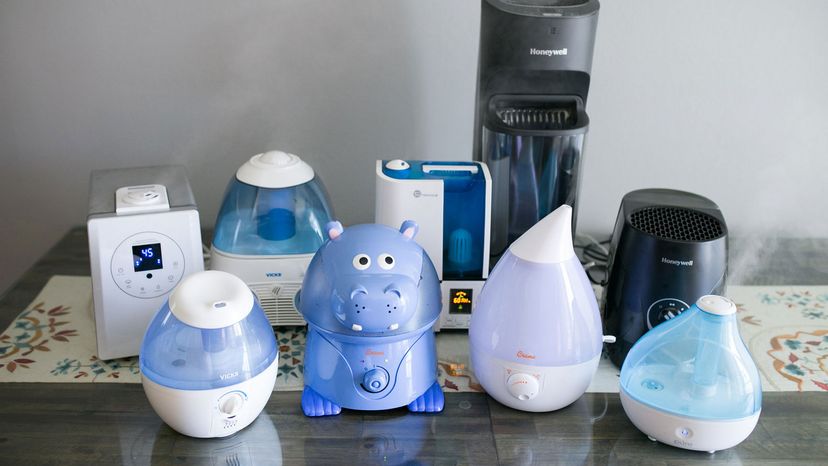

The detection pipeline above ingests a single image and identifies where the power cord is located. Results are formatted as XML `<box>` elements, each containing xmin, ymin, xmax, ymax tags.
<box><xmin>575</xmin><ymin>234</ymin><xmax>610</xmax><ymax>286</ymax></box>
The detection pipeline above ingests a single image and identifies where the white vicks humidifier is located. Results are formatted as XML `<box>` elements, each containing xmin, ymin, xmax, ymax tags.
<box><xmin>140</xmin><ymin>270</ymin><xmax>279</xmax><ymax>438</ymax></box>
<box><xmin>619</xmin><ymin>295</ymin><xmax>762</xmax><ymax>453</ymax></box>
<box><xmin>470</xmin><ymin>205</ymin><xmax>607</xmax><ymax>412</ymax></box>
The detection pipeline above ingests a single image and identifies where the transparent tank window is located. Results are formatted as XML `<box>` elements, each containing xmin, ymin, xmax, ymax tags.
<box><xmin>620</xmin><ymin>309</ymin><xmax>762</xmax><ymax>420</ymax></box>
<box><xmin>483</xmin><ymin>129</ymin><xmax>585</xmax><ymax>255</ymax></box>
<box><xmin>213</xmin><ymin>178</ymin><xmax>334</xmax><ymax>255</ymax></box>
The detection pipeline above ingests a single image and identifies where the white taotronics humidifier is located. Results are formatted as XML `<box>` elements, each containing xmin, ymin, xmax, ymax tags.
<box><xmin>140</xmin><ymin>270</ymin><xmax>279</xmax><ymax>438</ymax></box>
<box><xmin>210</xmin><ymin>150</ymin><xmax>334</xmax><ymax>326</ymax></box>
<box><xmin>619</xmin><ymin>295</ymin><xmax>762</xmax><ymax>453</ymax></box>
<box><xmin>469</xmin><ymin>205</ymin><xmax>610</xmax><ymax>412</ymax></box>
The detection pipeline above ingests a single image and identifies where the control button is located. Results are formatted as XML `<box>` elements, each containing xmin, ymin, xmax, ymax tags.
<box><xmin>146</xmin><ymin>273</ymin><xmax>153</xmax><ymax>279</ymax></box>
<box><xmin>676</xmin><ymin>427</ymin><xmax>693</xmax><ymax>439</ymax></box>
<box><xmin>385</xmin><ymin>160</ymin><xmax>410</xmax><ymax>171</ymax></box>
<box><xmin>646</xmin><ymin>298</ymin><xmax>690</xmax><ymax>329</ymax></box>
<box><xmin>218</xmin><ymin>392</ymin><xmax>245</xmax><ymax>417</ymax></box>
<box><xmin>506</xmin><ymin>372</ymin><xmax>540</xmax><ymax>401</ymax></box>
<box><xmin>362</xmin><ymin>367</ymin><xmax>390</xmax><ymax>393</ymax></box>
<box><xmin>125</xmin><ymin>189</ymin><xmax>161</xmax><ymax>205</ymax></box>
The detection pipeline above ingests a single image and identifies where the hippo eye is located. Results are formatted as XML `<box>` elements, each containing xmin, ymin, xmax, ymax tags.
<box><xmin>378</xmin><ymin>253</ymin><xmax>395</xmax><ymax>270</ymax></box>
<box><xmin>352</xmin><ymin>254</ymin><xmax>371</xmax><ymax>270</ymax></box>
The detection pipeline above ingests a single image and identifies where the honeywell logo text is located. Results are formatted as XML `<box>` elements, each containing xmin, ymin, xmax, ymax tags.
<box><xmin>661</xmin><ymin>257</ymin><xmax>694</xmax><ymax>267</ymax></box>
<box><xmin>530</xmin><ymin>47</ymin><xmax>568</xmax><ymax>57</ymax></box>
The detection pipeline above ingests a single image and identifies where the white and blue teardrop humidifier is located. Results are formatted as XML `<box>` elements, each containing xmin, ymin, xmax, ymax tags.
<box><xmin>470</xmin><ymin>205</ymin><xmax>608</xmax><ymax>412</ymax></box>
<box><xmin>619</xmin><ymin>295</ymin><xmax>762</xmax><ymax>453</ymax></box>
<box><xmin>210</xmin><ymin>150</ymin><xmax>334</xmax><ymax>326</ymax></box>
<box><xmin>140</xmin><ymin>270</ymin><xmax>279</xmax><ymax>438</ymax></box>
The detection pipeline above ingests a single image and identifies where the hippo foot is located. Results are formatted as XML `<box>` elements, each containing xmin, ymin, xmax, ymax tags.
<box><xmin>301</xmin><ymin>386</ymin><xmax>342</xmax><ymax>417</ymax></box>
<box><xmin>407</xmin><ymin>382</ymin><xmax>444</xmax><ymax>413</ymax></box>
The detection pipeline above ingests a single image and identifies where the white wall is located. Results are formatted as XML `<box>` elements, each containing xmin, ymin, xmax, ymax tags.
<box><xmin>1</xmin><ymin>0</ymin><xmax>827</xmax><ymax>294</ymax></box>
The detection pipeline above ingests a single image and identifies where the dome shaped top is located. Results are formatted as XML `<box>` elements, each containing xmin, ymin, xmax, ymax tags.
<box><xmin>236</xmin><ymin>150</ymin><xmax>315</xmax><ymax>189</ymax></box>
<box><xmin>212</xmin><ymin>160</ymin><xmax>333</xmax><ymax>255</ymax></box>
<box><xmin>140</xmin><ymin>273</ymin><xmax>278</xmax><ymax>390</ymax></box>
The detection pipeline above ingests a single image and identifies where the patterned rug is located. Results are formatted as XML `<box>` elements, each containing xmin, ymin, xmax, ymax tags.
<box><xmin>0</xmin><ymin>276</ymin><xmax>826</xmax><ymax>393</ymax></box>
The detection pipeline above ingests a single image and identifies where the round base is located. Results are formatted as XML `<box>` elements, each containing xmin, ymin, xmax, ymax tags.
<box><xmin>471</xmin><ymin>352</ymin><xmax>600</xmax><ymax>412</ymax></box>
<box><xmin>619</xmin><ymin>388</ymin><xmax>760</xmax><ymax>452</ymax></box>
<box><xmin>142</xmin><ymin>358</ymin><xmax>278</xmax><ymax>438</ymax></box>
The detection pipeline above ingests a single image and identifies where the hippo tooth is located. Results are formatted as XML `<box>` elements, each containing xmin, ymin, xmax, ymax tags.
<box><xmin>388</xmin><ymin>323</ymin><xmax>399</xmax><ymax>331</ymax></box>
<box><xmin>351</xmin><ymin>324</ymin><xmax>363</xmax><ymax>331</ymax></box>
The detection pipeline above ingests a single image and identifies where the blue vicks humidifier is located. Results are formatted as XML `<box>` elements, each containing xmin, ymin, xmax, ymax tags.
<box><xmin>140</xmin><ymin>270</ymin><xmax>279</xmax><ymax>438</ymax></box>
<box><xmin>211</xmin><ymin>150</ymin><xmax>334</xmax><ymax>326</ymax></box>
<box><xmin>297</xmin><ymin>220</ymin><xmax>444</xmax><ymax>416</ymax></box>
<box><xmin>619</xmin><ymin>295</ymin><xmax>762</xmax><ymax>453</ymax></box>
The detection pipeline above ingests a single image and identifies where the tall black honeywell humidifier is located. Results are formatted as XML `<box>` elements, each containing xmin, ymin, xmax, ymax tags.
<box><xmin>603</xmin><ymin>189</ymin><xmax>729</xmax><ymax>367</ymax></box>
<box><xmin>473</xmin><ymin>0</ymin><xmax>600</xmax><ymax>255</ymax></box>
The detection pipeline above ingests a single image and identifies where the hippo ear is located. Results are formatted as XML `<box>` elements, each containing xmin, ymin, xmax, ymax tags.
<box><xmin>326</xmin><ymin>221</ymin><xmax>344</xmax><ymax>241</ymax></box>
<box><xmin>399</xmin><ymin>220</ymin><xmax>418</xmax><ymax>240</ymax></box>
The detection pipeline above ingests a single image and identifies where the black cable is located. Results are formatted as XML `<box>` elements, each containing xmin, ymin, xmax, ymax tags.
<box><xmin>576</xmin><ymin>238</ymin><xmax>611</xmax><ymax>286</ymax></box>
<box><xmin>586</xmin><ymin>264</ymin><xmax>608</xmax><ymax>287</ymax></box>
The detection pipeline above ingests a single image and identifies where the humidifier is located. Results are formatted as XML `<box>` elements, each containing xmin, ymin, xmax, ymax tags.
<box><xmin>619</xmin><ymin>295</ymin><xmax>762</xmax><ymax>453</ymax></box>
<box><xmin>140</xmin><ymin>270</ymin><xmax>279</xmax><ymax>438</ymax></box>
<box><xmin>469</xmin><ymin>204</ymin><xmax>608</xmax><ymax>412</ymax></box>
<box><xmin>298</xmin><ymin>220</ymin><xmax>444</xmax><ymax>416</ymax></box>
<box><xmin>211</xmin><ymin>150</ymin><xmax>334</xmax><ymax>325</ymax></box>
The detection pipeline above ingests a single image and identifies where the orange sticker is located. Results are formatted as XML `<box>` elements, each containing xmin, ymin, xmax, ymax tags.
<box><xmin>516</xmin><ymin>350</ymin><xmax>536</xmax><ymax>360</ymax></box>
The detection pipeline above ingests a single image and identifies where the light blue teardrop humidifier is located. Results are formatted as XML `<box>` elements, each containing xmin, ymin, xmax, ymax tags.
<box><xmin>619</xmin><ymin>295</ymin><xmax>762</xmax><ymax>453</ymax></box>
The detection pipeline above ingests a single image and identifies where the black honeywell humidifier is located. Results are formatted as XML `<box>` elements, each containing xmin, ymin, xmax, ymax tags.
<box><xmin>473</xmin><ymin>0</ymin><xmax>600</xmax><ymax>255</ymax></box>
<box><xmin>603</xmin><ymin>189</ymin><xmax>728</xmax><ymax>367</ymax></box>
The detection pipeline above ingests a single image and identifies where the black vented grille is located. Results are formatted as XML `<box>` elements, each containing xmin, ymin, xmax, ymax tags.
<box><xmin>495</xmin><ymin>107</ymin><xmax>574</xmax><ymax>130</ymax></box>
<box><xmin>502</xmin><ymin>0</ymin><xmax>590</xmax><ymax>6</ymax></box>
<box><xmin>630</xmin><ymin>207</ymin><xmax>725</xmax><ymax>242</ymax></box>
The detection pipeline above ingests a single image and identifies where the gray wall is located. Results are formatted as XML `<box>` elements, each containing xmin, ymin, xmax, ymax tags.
<box><xmin>2</xmin><ymin>0</ymin><xmax>827</xmax><ymax>294</ymax></box>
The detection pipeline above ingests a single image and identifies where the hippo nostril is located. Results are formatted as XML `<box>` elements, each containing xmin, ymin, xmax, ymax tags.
<box><xmin>350</xmin><ymin>286</ymin><xmax>368</xmax><ymax>300</ymax></box>
<box><xmin>384</xmin><ymin>285</ymin><xmax>402</xmax><ymax>298</ymax></box>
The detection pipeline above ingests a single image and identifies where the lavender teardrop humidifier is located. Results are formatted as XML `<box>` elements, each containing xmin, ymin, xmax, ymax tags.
<box><xmin>469</xmin><ymin>205</ymin><xmax>606</xmax><ymax>411</ymax></box>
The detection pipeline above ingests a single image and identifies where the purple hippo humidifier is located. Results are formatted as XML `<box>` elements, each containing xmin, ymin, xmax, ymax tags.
<box><xmin>297</xmin><ymin>220</ymin><xmax>445</xmax><ymax>416</ymax></box>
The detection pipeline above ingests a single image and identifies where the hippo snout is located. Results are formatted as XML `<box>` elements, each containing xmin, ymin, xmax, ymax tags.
<box><xmin>335</xmin><ymin>276</ymin><xmax>418</xmax><ymax>333</ymax></box>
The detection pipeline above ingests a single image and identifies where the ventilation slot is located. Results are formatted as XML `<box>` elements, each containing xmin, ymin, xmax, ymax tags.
<box><xmin>502</xmin><ymin>0</ymin><xmax>591</xmax><ymax>6</ymax></box>
<box><xmin>495</xmin><ymin>107</ymin><xmax>575</xmax><ymax>131</ymax></box>
<box><xmin>630</xmin><ymin>207</ymin><xmax>724</xmax><ymax>242</ymax></box>
<box><xmin>249</xmin><ymin>282</ymin><xmax>305</xmax><ymax>326</ymax></box>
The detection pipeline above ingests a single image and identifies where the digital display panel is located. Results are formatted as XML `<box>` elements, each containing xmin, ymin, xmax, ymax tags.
<box><xmin>132</xmin><ymin>243</ymin><xmax>163</xmax><ymax>272</ymax></box>
<box><xmin>449</xmin><ymin>288</ymin><xmax>473</xmax><ymax>314</ymax></box>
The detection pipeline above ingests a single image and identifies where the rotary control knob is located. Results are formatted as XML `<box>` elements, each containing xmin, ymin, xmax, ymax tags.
<box><xmin>218</xmin><ymin>392</ymin><xmax>245</xmax><ymax>417</ymax></box>
<box><xmin>362</xmin><ymin>367</ymin><xmax>390</xmax><ymax>393</ymax></box>
<box><xmin>506</xmin><ymin>373</ymin><xmax>540</xmax><ymax>401</ymax></box>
